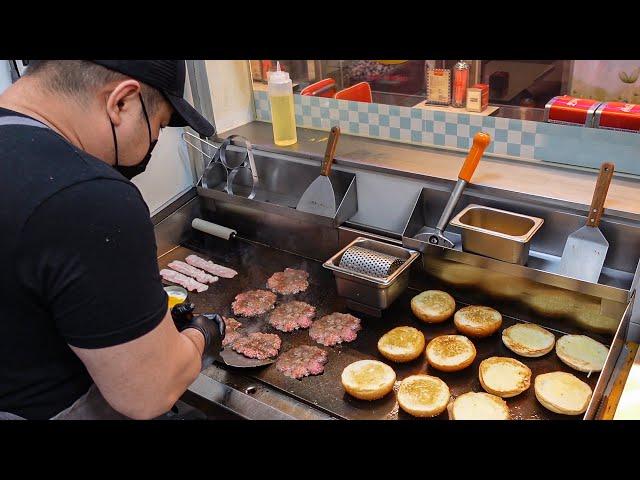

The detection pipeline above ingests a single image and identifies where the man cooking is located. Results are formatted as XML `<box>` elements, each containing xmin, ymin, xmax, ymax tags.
<box><xmin>0</xmin><ymin>60</ymin><xmax>223</xmax><ymax>419</ymax></box>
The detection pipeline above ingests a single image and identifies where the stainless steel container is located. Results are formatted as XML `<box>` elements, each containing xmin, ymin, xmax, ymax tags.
<box><xmin>449</xmin><ymin>204</ymin><xmax>544</xmax><ymax>265</ymax></box>
<box><xmin>323</xmin><ymin>237</ymin><xmax>419</xmax><ymax>315</ymax></box>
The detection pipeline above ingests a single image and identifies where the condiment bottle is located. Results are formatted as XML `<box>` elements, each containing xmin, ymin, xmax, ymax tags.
<box><xmin>268</xmin><ymin>61</ymin><xmax>297</xmax><ymax>146</ymax></box>
<box><xmin>452</xmin><ymin>60</ymin><xmax>470</xmax><ymax>108</ymax></box>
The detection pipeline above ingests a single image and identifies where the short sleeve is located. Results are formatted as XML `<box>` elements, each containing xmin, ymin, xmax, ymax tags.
<box><xmin>16</xmin><ymin>179</ymin><xmax>168</xmax><ymax>348</ymax></box>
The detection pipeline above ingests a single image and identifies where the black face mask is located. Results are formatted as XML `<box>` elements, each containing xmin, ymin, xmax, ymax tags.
<box><xmin>110</xmin><ymin>93</ymin><xmax>158</xmax><ymax>180</ymax></box>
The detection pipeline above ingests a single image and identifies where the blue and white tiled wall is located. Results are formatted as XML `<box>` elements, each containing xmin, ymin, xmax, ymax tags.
<box><xmin>254</xmin><ymin>90</ymin><xmax>640</xmax><ymax>175</ymax></box>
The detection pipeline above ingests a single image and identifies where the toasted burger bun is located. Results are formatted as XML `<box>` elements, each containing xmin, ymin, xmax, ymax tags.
<box><xmin>377</xmin><ymin>326</ymin><xmax>425</xmax><ymax>363</ymax></box>
<box><xmin>454</xmin><ymin>305</ymin><xmax>503</xmax><ymax>338</ymax></box>
<box><xmin>555</xmin><ymin>334</ymin><xmax>609</xmax><ymax>373</ymax></box>
<box><xmin>450</xmin><ymin>392</ymin><xmax>510</xmax><ymax>420</ymax></box>
<box><xmin>411</xmin><ymin>290</ymin><xmax>456</xmax><ymax>323</ymax></box>
<box><xmin>434</xmin><ymin>263</ymin><xmax>482</xmax><ymax>289</ymax></box>
<box><xmin>574</xmin><ymin>307</ymin><xmax>619</xmax><ymax>335</ymax></box>
<box><xmin>534</xmin><ymin>371</ymin><xmax>592</xmax><ymax>415</ymax></box>
<box><xmin>479</xmin><ymin>356</ymin><xmax>532</xmax><ymax>398</ymax></box>
<box><xmin>524</xmin><ymin>289</ymin><xmax>576</xmax><ymax>318</ymax></box>
<box><xmin>341</xmin><ymin>360</ymin><xmax>396</xmax><ymax>401</ymax></box>
<box><xmin>481</xmin><ymin>273</ymin><xmax>529</xmax><ymax>300</ymax></box>
<box><xmin>397</xmin><ymin>375</ymin><xmax>450</xmax><ymax>417</ymax></box>
<box><xmin>502</xmin><ymin>323</ymin><xmax>555</xmax><ymax>358</ymax></box>
<box><xmin>426</xmin><ymin>335</ymin><xmax>476</xmax><ymax>372</ymax></box>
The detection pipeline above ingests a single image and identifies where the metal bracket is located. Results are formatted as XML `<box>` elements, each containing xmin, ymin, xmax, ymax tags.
<box><xmin>185</xmin><ymin>60</ymin><xmax>217</xmax><ymax>181</ymax></box>
<box><xmin>629</xmin><ymin>258</ymin><xmax>640</xmax><ymax>329</ymax></box>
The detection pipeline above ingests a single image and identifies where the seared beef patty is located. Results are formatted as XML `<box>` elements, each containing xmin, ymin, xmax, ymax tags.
<box><xmin>268</xmin><ymin>301</ymin><xmax>316</xmax><ymax>332</ymax></box>
<box><xmin>276</xmin><ymin>345</ymin><xmax>328</xmax><ymax>379</ymax></box>
<box><xmin>309</xmin><ymin>312</ymin><xmax>362</xmax><ymax>347</ymax></box>
<box><xmin>267</xmin><ymin>268</ymin><xmax>310</xmax><ymax>295</ymax></box>
<box><xmin>222</xmin><ymin>317</ymin><xmax>243</xmax><ymax>347</ymax></box>
<box><xmin>231</xmin><ymin>332</ymin><xmax>282</xmax><ymax>359</ymax></box>
<box><xmin>231</xmin><ymin>289</ymin><xmax>277</xmax><ymax>317</ymax></box>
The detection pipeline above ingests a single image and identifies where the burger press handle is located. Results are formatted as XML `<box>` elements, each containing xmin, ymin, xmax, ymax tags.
<box><xmin>418</xmin><ymin>131</ymin><xmax>491</xmax><ymax>248</ymax></box>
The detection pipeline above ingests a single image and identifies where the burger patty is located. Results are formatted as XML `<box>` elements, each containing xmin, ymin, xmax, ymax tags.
<box><xmin>309</xmin><ymin>312</ymin><xmax>362</xmax><ymax>347</ymax></box>
<box><xmin>267</xmin><ymin>268</ymin><xmax>310</xmax><ymax>295</ymax></box>
<box><xmin>276</xmin><ymin>345</ymin><xmax>328</xmax><ymax>379</ymax></box>
<box><xmin>231</xmin><ymin>332</ymin><xmax>282</xmax><ymax>359</ymax></box>
<box><xmin>222</xmin><ymin>317</ymin><xmax>243</xmax><ymax>347</ymax></box>
<box><xmin>231</xmin><ymin>289</ymin><xmax>277</xmax><ymax>317</ymax></box>
<box><xmin>268</xmin><ymin>301</ymin><xmax>316</xmax><ymax>332</ymax></box>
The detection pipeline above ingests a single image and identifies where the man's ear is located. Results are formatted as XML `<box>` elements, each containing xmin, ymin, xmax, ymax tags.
<box><xmin>105</xmin><ymin>80</ymin><xmax>141</xmax><ymax>126</ymax></box>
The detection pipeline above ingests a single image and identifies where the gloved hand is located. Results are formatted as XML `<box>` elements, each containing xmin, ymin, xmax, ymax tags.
<box><xmin>171</xmin><ymin>304</ymin><xmax>225</xmax><ymax>365</ymax></box>
<box><xmin>171</xmin><ymin>302</ymin><xmax>196</xmax><ymax>330</ymax></box>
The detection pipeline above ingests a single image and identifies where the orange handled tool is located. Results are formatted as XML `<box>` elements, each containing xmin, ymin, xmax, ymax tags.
<box><xmin>459</xmin><ymin>132</ymin><xmax>491</xmax><ymax>182</ymax></box>
<box><xmin>417</xmin><ymin>131</ymin><xmax>492</xmax><ymax>248</ymax></box>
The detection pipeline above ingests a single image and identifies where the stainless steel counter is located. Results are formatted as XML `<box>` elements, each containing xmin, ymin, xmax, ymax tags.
<box><xmin>156</xmin><ymin>129</ymin><xmax>640</xmax><ymax>419</ymax></box>
<box><xmin>213</xmin><ymin>121</ymin><xmax>640</xmax><ymax>219</ymax></box>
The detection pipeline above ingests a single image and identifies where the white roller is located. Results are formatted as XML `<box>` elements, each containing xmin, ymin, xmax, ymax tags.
<box><xmin>191</xmin><ymin>218</ymin><xmax>236</xmax><ymax>240</ymax></box>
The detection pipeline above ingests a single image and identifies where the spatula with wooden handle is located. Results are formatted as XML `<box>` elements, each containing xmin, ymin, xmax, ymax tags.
<box><xmin>296</xmin><ymin>126</ymin><xmax>340</xmax><ymax>217</ymax></box>
<box><xmin>558</xmin><ymin>162</ymin><xmax>615</xmax><ymax>283</ymax></box>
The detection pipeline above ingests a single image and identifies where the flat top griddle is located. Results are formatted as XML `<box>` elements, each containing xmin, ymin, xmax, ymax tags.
<box><xmin>159</xmin><ymin>236</ymin><xmax>601</xmax><ymax>420</ymax></box>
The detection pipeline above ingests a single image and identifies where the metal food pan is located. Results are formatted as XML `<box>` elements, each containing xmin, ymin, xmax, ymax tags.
<box><xmin>323</xmin><ymin>237</ymin><xmax>419</xmax><ymax>311</ymax></box>
<box><xmin>449</xmin><ymin>204</ymin><xmax>544</xmax><ymax>265</ymax></box>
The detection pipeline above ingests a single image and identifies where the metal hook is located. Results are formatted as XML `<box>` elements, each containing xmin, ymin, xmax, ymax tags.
<box><xmin>181</xmin><ymin>131</ymin><xmax>219</xmax><ymax>161</ymax></box>
<box><xmin>182</xmin><ymin>131</ymin><xmax>220</xmax><ymax>153</ymax></box>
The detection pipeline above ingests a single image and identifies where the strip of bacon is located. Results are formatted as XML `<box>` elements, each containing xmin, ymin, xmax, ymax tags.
<box><xmin>160</xmin><ymin>269</ymin><xmax>209</xmax><ymax>292</ymax></box>
<box><xmin>185</xmin><ymin>254</ymin><xmax>238</xmax><ymax>279</ymax></box>
<box><xmin>168</xmin><ymin>260</ymin><xmax>218</xmax><ymax>284</ymax></box>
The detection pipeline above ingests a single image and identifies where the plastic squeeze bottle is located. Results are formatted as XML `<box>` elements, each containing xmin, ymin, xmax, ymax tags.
<box><xmin>268</xmin><ymin>62</ymin><xmax>297</xmax><ymax>146</ymax></box>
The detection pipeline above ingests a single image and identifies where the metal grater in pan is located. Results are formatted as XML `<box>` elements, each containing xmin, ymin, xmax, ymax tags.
<box><xmin>338</xmin><ymin>245</ymin><xmax>404</xmax><ymax>279</ymax></box>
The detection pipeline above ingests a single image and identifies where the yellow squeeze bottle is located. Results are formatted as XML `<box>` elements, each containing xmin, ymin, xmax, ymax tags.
<box><xmin>268</xmin><ymin>62</ymin><xmax>297</xmax><ymax>146</ymax></box>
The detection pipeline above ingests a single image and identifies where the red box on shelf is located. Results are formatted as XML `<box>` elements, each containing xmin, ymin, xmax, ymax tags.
<box><xmin>544</xmin><ymin>95</ymin><xmax>601</xmax><ymax>127</ymax></box>
<box><xmin>594</xmin><ymin>102</ymin><xmax>640</xmax><ymax>133</ymax></box>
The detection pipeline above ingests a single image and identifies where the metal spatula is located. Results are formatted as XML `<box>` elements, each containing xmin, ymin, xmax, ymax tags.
<box><xmin>558</xmin><ymin>162</ymin><xmax>615</xmax><ymax>283</ymax></box>
<box><xmin>200</xmin><ymin>314</ymin><xmax>277</xmax><ymax>368</ymax></box>
<box><xmin>296</xmin><ymin>126</ymin><xmax>340</xmax><ymax>217</ymax></box>
<box><xmin>218</xmin><ymin>348</ymin><xmax>276</xmax><ymax>368</ymax></box>
<box><xmin>172</xmin><ymin>305</ymin><xmax>276</xmax><ymax>369</ymax></box>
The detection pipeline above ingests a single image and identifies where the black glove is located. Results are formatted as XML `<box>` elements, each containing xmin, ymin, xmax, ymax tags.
<box><xmin>171</xmin><ymin>302</ymin><xmax>196</xmax><ymax>330</ymax></box>
<box><xmin>184</xmin><ymin>313</ymin><xmax>225</xmax><ymax>357</ymax></box>
<box><xmin>171</xmin><ymin>304</ymin><xmax>225</xmax><ymax>365</ymax></box>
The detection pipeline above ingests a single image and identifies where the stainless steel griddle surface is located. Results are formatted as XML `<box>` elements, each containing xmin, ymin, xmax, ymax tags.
<box><xmin>159</xmin><ymin>236</ymin><xmax>600</xmax><ymax>420</ymax></box>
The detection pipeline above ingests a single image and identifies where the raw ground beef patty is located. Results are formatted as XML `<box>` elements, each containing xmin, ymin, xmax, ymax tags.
<box><xmin>267</xmin><ymin>268</ymin><xmax>310</xmax><ymax>295</ymax></box>
<box><xmin>222</xmin><ymin>317</ymin><xmax>243</xmax><ymax>347</ymax></box>
<box><xmin>231</xmin><ymin>290</ymin><xmax>277</xmax><ymax>317</ymax></box>
<box><xmin>231</xmin><ymin>332</ymin><xmax>282</xmax><ymax>359</ymax></box>
<box><xmin>268</xmin><ymin>301</ymin><xmax>316</xmax><ymax>332</ymax></box>
<box><xmin>276</xmin><ymin>345</ymin><xmax>328</xmax><ymax>379</ymax></box>
<box><xmin>309</xmin><ymin>313</ymin><xmax>362</xmax><ymax>347</ymax></box>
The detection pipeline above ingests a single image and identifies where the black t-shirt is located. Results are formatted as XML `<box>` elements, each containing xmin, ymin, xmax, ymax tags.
<box><xmin>0</xmin><ymin>108</ymin><xmax>168</xmax><ymax>419</ymax></box>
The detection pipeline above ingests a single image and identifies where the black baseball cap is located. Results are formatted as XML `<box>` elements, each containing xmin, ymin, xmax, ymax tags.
<box><xmin>91</xmin><ymin>60</ymin><xmax>215</xmax><ymax>137</ymax></box>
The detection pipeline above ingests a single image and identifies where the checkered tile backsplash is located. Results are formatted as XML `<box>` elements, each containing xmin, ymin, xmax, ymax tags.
<box><xmin>254</xmin><ymin>91</ymin><xmax>640</xmax><ymax>174</ymax></box>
